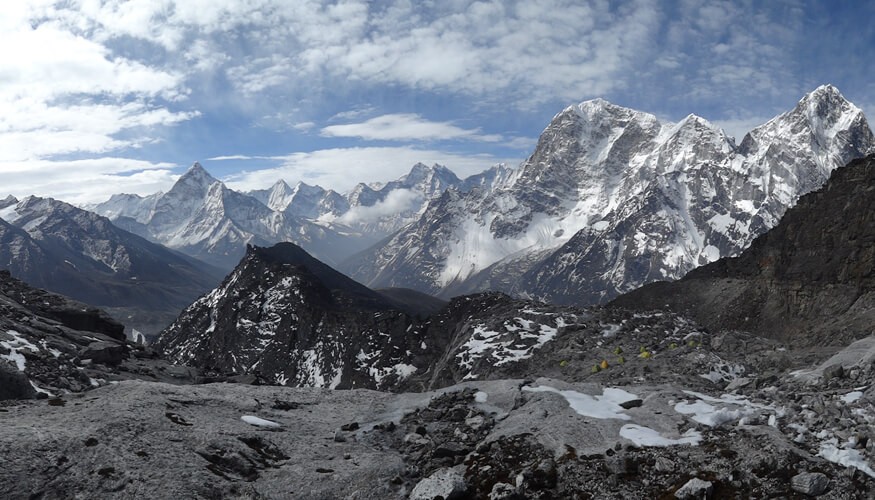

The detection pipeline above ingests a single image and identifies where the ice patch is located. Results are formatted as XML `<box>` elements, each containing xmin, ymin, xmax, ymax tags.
<box><xmin>241</xmin><ymin>415</ymin><xmax>282</xmax><ymax>428</ymax></box>
<box><xmin>30</xmin><ymin>381</ymin><xmax>54</xmax><ymax>396</ymax></box>
<box><xmin>523</xmin><ymin>385</ymin><xmax>639</xmax><ymax>420</ymax></box>
<box><xmin>674</xmin><ymin>390</ymin><xmax>771</xmax><ymax>427</ymax></box>
<box><xmin>818</xmin><ymin>439</ymin><xmax>875</xmax><ymax>478</ymax></box>
<box><xmin>620</xmin><ymin>424</ymin><xmax>702</xmax><ymax>447</ymax></box>
<box><xmin>840</xmin><ymin>391</ymin><xmax>864</xmax><ymax>404</ymax></box>
<box><xmin>701</xmin><ymin>245</ymin><xmax>720</xmax><ymax>263</ymax></box>
<box><xmin>700</xmin><ymin>363</ymin><xmax>746</xmax><ymax>384</ymax></box>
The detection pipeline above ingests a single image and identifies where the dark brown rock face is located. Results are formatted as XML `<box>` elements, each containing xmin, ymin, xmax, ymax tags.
<box><xmin>612</xmin><ymin>154</ymin><xmax>875</xmax><ymax>345</ymax></box>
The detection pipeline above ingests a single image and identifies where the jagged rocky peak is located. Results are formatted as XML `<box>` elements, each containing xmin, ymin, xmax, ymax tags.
<box><xmin>741</xmin><ymin>84</ymin><xmax>873</xmax><ymax>158</ymax></box>
<box><xmin>402</xmin><ymin>162</ymin><xmax>461</xmax><ymax>187</ymax></box>
<box><xmin>0</xmin><ymin>195</ymin><xmax>18</xmax><ymax>210</ymax></box>
<box><xmin>346</xmin><ymin>182</ymin><xmax>379</xmax><ymax>207</ymax></box>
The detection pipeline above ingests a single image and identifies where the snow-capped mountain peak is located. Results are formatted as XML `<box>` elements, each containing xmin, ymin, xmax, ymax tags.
<box><xmin>180</xmin><ymin>161</ymin><xmax>217</xmax><ymax>188</ymax></box>
<box><xmin>344</xmin><ymin>86</ymin><xmax>875</xmax><ymax>306</ymax></box>
<box><xmin>0</xmin><ymin>195</ymin><xmax>18</xmax><ymax>210</ymax></box>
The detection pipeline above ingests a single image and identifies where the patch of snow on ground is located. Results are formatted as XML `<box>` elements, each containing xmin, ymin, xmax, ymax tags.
<box><xmin>1</xmin><ymin>330</ymin><xmax>40</xmax><ymax>371</ymax></box>
<box><xmin>369</xmin><ymin>362</ymin><xmax>418</xmax><ymax>386</ymax></box>
<box><xmin>523</xmin><ymin>385</ymin><xmax>638</xmax><ymax>420</ymax></box>
<box><xmin>456</xmin><ymin>321</ymin><xmax>558</xmax><ymax>371</ymax></box>
<box><xmin>474</xmin><ymin>391</ymin><xmax>488</xmax><ymax>403</ymax></box>
<box><xmin>601</xmin><ymin>323</ymin><xmax>622</xmax><ymax>337</ymax></box>
<box><xmin>700</xmin><ymin>363</ymin><xmax>746</xmax><ymax>384</ymax></box>
<box><xmin>241</xmin><ymin>415</ymin><xmax>282</xmax><ymax>428</ymax></box>
<box><xmin>840</xmin><ymin>391</ymin><xmax>864</xmax><ymax>404</ymax></box>
<box><xmin>674</xmin><ymin>390</ymin><xmax>772</xmax><ymax>427</ymax></box>
<box><xmin>818</xmin><ymin>438</ymin><xmax>875</xmax><ymax>478</ymax></box>
<box><xmin>620</xmin><ymin>424</ymin><xmax>702</xmax><ymax>447</ymax></box>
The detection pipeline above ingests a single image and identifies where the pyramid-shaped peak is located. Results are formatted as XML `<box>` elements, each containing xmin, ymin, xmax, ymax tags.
<box><xmin>674</xmin><ymin>113</ymin><xmax>722</xmax><ymax>131</ymax></box>
<box><xmin>181</xmin><ymin>162</ymin><xmax>218</xmax><ymax>182</ymax></box>
<box><xmin>174</xmin><ymin>162</ymin><xmax>219</xmax><ymax>192</ymax></box>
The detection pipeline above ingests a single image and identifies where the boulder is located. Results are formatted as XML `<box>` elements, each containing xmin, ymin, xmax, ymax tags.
<box><xmin>81</xmin><ymin>341</ymin><xmax>127</xmax><ymax>366</ymax></box>
<box><xmin>675</xmin><ymin>477</ymin><xmax>713</xmax><ymax>499</ymax></box>
<box><xmin>0</xmin><ymin>364</ymin><xmax>36</xmax><ymax>400</ymax></box>
<box><xmin>791</xmin><ymin>472</ymin><xmax>829</xmax><ymax>496</ymax></box>
<box><xmin>410</xmin><ymin>467</ymin><xmax>467</xmax><ymax>500</ymax></box>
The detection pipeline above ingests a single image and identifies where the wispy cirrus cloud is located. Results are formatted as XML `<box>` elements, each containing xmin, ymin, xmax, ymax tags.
<box><xmin>320</xmin><ymin>114</ymin><xmax>503</xmax><ymax>143</ymax></box>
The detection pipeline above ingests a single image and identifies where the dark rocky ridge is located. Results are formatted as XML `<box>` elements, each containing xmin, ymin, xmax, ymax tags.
<box><xmin>155</xmin><ymin>243</ymin><xmax>434</xmax><ymax>389</ymax></box>
<box><xmin>613</xmin><ymin>153</ymin><xmax>875</xmax><ymax>345</ymax></box>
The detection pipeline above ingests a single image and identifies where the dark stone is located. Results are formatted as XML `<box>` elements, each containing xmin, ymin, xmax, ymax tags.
<box><xmin>81</xmin><ymin>341</ymin><xmax>128</xmax><ymax>366</ymax></box>
<box><xmin>0</xmin><ymin>364</ymin><xmax>37</xmax><ymax>400</ymax></box>
<box><xmin>433</xmin><ymin>442</ymin><xmax>469</xmax><ymax>459</ymax></box>
<box><xmin>619</xmin><ymin>399</ymin><xmax>644</xmax><ymax>409</ymax></box>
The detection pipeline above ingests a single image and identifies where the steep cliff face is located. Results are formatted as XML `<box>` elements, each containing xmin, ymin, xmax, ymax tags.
<box><xmin>612</xmin><ymin>154</ymin><xmax>875</xmax><ymax>345</ymax></box>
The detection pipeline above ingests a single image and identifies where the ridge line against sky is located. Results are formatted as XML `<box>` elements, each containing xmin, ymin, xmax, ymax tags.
<box><xmin>1</xmin><ymin>0</ymin><xmax>874</xmax><ymax>204</ymax></box>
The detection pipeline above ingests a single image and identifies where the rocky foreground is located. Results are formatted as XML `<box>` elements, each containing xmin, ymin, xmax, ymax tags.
<box><xmin>2</xmin><ymin>329</ymin><xmax>873</xmax><ymax>499</ymax></box>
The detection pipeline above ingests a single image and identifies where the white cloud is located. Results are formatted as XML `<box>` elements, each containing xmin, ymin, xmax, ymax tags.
<box><xmin>329</xmin><ymin>106</ymin><xmax>377</xmax><ymax>122</ymax></box>
<box><xmin>321</xmin><ymin>114</ymin><xmax>503</xmax><ymax>142</ymax></box>
<box><xmin>292</xmin><ymin>122</ymin><xmax>316</xmax><ymax>131</ymax></box>
<box><xmin>0</xmin><ymin>5</ymin><xmax>193</xmax><ymax>162</ymax></box>
<box><xmin>0</xmin><ymin>158</ymin><xmax>179</xmax><ymax>205</ymax></box>
<box><xmin>337</xmin><ymin>189</ymin><xmax>423</xmax><ymax>225</ymax></box>
<box><xmin>223</xmin><ymin>146</ymin><xmax>521</xmax><ymax>193</ymax></box>
<box><xmin>206</xmin><ymin>155</ymin><xmax>262</xmax><ymax>161</ymax></box>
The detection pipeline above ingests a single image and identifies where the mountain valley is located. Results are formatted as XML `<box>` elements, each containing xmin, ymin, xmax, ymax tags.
<box><xmin>1</xmin><ymin>86</ymin><xmax>875</xmax><ymax>499</ymax></box>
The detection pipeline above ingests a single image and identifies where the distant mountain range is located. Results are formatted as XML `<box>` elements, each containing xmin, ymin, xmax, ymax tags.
<box><xmin>92</xmin><ymin>161</ymin><xmax>512</xmax><ymax>270</ymax></box>
<box><xmin>0</xmin><ymin>195</ymin><xmax>223</xmax><ymax>338</ymax></box>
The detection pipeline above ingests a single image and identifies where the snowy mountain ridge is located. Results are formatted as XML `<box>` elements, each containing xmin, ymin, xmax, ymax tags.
<box><xmin>92</xmin><ymin>161</ymin><xmax>512</xmax><ymax>270</ymax></box>
<box><xmin>343</xmin><ymin>84</ymin><xmax>875</xmax><ymax>304</ymax></box>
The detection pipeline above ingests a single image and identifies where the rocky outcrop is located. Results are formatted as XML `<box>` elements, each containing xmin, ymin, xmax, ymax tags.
<box><xmin>0</xmin><ymin>270</ymin><xmax>201</xmax><ymax>399</ymax></box>
<box><xmin>612</xmin><ymin>154</ymin><xmax>875</xmax><ymax>345</ymax></box>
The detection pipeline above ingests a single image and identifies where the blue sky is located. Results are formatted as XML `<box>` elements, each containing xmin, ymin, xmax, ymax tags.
<box><xmin>2</xmin><ymin>0</ymin><xmax>874</xmax><ymax>203</ymax></box>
